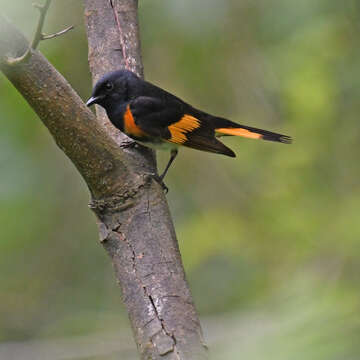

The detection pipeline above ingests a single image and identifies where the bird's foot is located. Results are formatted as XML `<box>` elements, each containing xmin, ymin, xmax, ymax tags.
<box><xmin>148</xmin><ymin>173</ymin><xmax>169</xmax><ymax>193</ymax></box>
<box><xmin>120</xmin><ymin>140</ymin><xmax>137</xmax><ymax>149</ymax></box>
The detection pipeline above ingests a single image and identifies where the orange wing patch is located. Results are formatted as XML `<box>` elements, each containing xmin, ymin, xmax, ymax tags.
<box><xmin>124</xmin><ymin>105</ymin><xmax>146</xmax><ymax>137</ymax></box>
<box><xmin>168</xmin><ymin>115</ymin><xmax>201</xmax><ymax>144</ymax></box>
<box><xmin>216</xmin><ymin>127</ymin><xmax>263</xmax><ymax>140</ymax></box>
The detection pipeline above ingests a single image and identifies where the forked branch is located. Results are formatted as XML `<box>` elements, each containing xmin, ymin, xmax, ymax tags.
<box><xmin>6</xmin><ymin>0</ymin><xmax>73</xmax><ymax>65</ymax></box>
<box><xmin>31</xmin><ymin>0</ymin><xmax>52</xmax><ymax>49</ymax></box>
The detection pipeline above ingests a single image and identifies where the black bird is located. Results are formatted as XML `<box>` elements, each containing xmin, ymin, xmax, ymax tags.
<box><xmin>86</xmin><ymin>70</ymin><xmax>291</xmax><ymax>186</ymax></box>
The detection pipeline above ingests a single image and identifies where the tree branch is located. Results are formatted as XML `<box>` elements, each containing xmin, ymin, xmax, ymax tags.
<box><xmin>31</xmin><ymin>0</ymin><xmax>52</xmax><ymax>50</ymax></box>
<box><xmin>0</xmin><ymin>2</ymin><xmax>208</xmax><ymax>358</ymax></box>
<box><xmin>5</xmin><ymin>0</ymin><xmax>73</xmax><ymax>65</ymax></box>
<box><xmin>0</xmin><ymin>15</ymin><xmax>134</xmax><ymax>197</ymax></box>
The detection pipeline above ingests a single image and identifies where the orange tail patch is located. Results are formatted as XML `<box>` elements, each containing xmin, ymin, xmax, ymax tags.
<box><xmin>216</xmin><ymin>127</ymin><xmax>263</xmax><ymax>140</ymax></box>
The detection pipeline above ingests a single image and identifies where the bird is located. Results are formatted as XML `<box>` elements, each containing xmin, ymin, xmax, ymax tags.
<box><xmin>86</xmin><ymin>69</ymin><xmax>291</xmax><ymax>189</ymax></box>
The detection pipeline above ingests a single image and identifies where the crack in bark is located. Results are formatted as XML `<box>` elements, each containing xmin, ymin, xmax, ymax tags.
<box><xmin>144</xmin><ymin>192</ymin><xmax>180</xmax><ymax>358</ymax></box>
<box><xmin>93</xmin><ymin>192</ymin><xmax>180</xmax><ymax>357</ymax></box>
<box><xmin>112</xmin><ymin>222</ymin><xmax>180</xmax><ymax>358</ymax></box>
<box><xmin>148</xmin><ymin>295</ymin><xmax>180</xmax><ymax>359</ymax></box>
<box><xmin>96</xmin><ymin>193</ymin><xmax>181</xmax><ymax>358</ymax></box>
<box><xmin>89</xmin><ymin>174</ymin><xmax>152</xmax><ymax>214</ymax></box>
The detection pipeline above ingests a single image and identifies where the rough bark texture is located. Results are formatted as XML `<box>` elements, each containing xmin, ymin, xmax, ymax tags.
<box><xmin>0</xmin><ymin>2</ymin><xmax>208</xmax><ymax>359</ymax></box>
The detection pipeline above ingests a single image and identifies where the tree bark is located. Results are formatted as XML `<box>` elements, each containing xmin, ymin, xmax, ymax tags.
<box><xmin>0</xmin><ymin>2</ymin><xmax>208</xmax><ymax>359</ymax></box>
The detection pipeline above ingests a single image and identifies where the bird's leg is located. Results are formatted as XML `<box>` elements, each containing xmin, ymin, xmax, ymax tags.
<box><xmin>151</xmin><ymin>175</ymin><xmax>169</xmax><ymax>193</ymax></box>
<box><xmin>159</xmin><ymin>149</ymin><xmax>178</xmax><ymax>181</ymax></box>
<box><xmin>150</xmin><ymin>149</ymin><xmax>178</xmax><ymax>193</ymax></box>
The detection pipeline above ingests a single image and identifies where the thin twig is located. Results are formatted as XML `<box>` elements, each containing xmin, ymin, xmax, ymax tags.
<box><xmin>5</xmin><ymin>49</ymin><xmax>32</xmax><ymax>65</ymax></box>
<box><xmin>31</xmin><ymin>0</ymin><xmax>52</xmax><ymax>49</ymax></box>
<box><xmin>42</xmin><ymin>25</ymin><xmax>74</xmax><ymax>40</ymax></box>
<box><xmin>5</xmin><ymin>0</ymin><xmax>73</xmax><ymax>66</ymax></box>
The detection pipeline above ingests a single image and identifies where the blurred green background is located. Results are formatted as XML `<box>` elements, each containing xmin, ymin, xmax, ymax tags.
<box><xmin>1</xmin><ymin>0</ymin><xmax>360</xmax><ymax>359</ymax></box>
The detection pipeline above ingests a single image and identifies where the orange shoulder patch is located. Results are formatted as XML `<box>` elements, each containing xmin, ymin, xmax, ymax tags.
<box><xmin>168</xmin><ymin>114</ymin><xmax>201</xmax><ymax>144</ymax></box>
<box><xmin>215</xmin><ymin>127</ymin><xmax>263</xmax><ymax>139</ymax></box>
<box><xmin>124</xmin><ymin>105</ymin><xmax>146</xmax><ymax>138</ymax></box>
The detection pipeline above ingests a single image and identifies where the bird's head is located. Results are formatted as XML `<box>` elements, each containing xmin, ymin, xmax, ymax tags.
<box><xmin>86</xmin><ymin>69</ymin><xmax>139</xmax><ymax>108</ymax></box>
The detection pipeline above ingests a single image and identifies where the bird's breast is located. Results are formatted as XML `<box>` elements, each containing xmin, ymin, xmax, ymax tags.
<box><xmin>123</xmin><ymin>104</ymin><xmax>146</xmax><ymax>138</ymax></box>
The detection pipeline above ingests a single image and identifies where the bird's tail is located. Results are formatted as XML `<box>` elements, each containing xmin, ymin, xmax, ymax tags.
<box><xmin>214</xmin><ymin>117</ymin><xmax>292</xmax><ymax>144</ymax></box>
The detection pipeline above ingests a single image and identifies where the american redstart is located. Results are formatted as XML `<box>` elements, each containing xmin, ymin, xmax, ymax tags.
<box><xmin>87</xmin><ymin>70</ymin><xmax>291</xmax><ymax>187</ymax></box>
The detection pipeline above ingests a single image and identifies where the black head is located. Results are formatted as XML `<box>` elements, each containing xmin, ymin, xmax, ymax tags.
<box><xmin>86</xmin><ymin>70</ymin><xmax>140</xmax><ymax>108</ymax></box>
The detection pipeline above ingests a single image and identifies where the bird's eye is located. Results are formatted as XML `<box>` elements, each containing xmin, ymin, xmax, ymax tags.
<box><xmin>105</xmin><ymin>82</ymin><xmax>113</xmax><ymax>91</ymax></box>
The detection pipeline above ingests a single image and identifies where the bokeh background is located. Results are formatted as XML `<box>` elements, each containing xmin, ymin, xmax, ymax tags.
<box><xmin>1</xmin><ymin>0</ymin><xmax>360</xmax><ymax>359</ymax></box>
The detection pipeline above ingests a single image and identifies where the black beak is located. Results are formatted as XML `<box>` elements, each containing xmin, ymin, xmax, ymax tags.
<box><xmin>86</xmin><ymin>95</ymin><xmax>103</xmax><ymax>107</ymax></box>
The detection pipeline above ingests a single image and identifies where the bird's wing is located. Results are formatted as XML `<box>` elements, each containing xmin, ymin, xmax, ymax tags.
<box><xmin>128</xmin><ymin>96</ymin><xmax>183</xmax><ymax>137</ymax></box>
<box><xmin>127</xmin><ymin>96</ymin><xmax>235</xmax><ymax>156</ymax></box>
